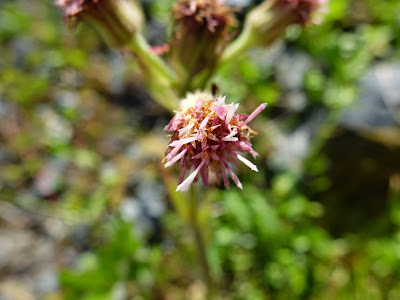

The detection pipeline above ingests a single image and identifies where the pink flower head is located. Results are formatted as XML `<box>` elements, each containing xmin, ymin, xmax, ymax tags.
<box><xmin>163</xmin><ymin>92</ymin><xmax>267</xmax><ymax>192</ymax></box>
<box><xmin>170</xmin><ymin>0</ymin><xmax>237</xmax><ymax>84</ymax></box>
<box><xmin>55</xmin><ymin>0</ymin><xmax>102</xmax><ymax>18</ymax></box>
<box><xmin>55</xmin><ymin>0</ymin><xmax>142</xmax><ymax>46</ymax></box>
<box><xmin>239</xmin><ymin>0</ymin><xmax>328</xmax><ymax>50</ymax></box>
<box><xmin>275</xmin><ymin>0</ymin><xmax>328</xmax><ymax>25</ymax></box>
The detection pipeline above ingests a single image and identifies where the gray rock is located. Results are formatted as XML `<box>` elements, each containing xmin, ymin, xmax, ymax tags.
<box><xmin>120</xmin><ymin>197</ymin><xmax>142</xmax><ymax>222</ymax></box>
<box><xmin>269</xmin><ymin>110</ymin><xmax>328</xmax><ymax>171</ymax></box>
<box><xmin>277</xmin><ymin>51</ymin><xmax>312</xmax><ymax>91</ymax></box>
<box><xmin>138</xmin><ymin>181</ymin><xmax>165</xmax><ymax>218</ymax></box>
<box><xmin>342</xmin><ymin>64</ymin><xmax>400</xmax><ymax>128</ymax></box>
<box><xmin>55</xmin><ymin>90</ymin><xmax>80</xmax><ymax>112</ymax></box>
<box><xmin>34</xmin><ymin>267</ymin><xmax>58</xmax><ymax>293</ymax></box>
<box><xmin>226</xmin><ymin>0</ymin><xmax>253</xmax><ymax>7</ymax></box>
<box><xmin>35</xmin><ymin>106</ymin><xmax>72</xmax><ymax>145</ymax></box>
<box><xmin>34</xmin><ymin>159</ymin><xmax>66</xmax><ymax>197</ymax></box>
<box><xmin>341</xmin><ymin>63</ymin><xmax>400</xmax><ymax>146</ymax></box>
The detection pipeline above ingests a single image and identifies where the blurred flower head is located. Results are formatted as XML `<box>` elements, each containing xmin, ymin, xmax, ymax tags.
<box><xmin>170</xmin><ymin>0</ymin><xmax>237</xmax><ymax>80</ymax></box>
<box><xmin>163</xmin><ymin>91</ymin><xmax>267</xmax><ymax>192</ymax></box>
<box><xmin>56</xmin><ymin>0</ymin><xmax>143</xmax><ymax>46</ymax></box>
<box><xmin>243</xmin><ymin>0</ymin><xmax>328</xmax><ymax>48</ymax></box>
<box><xmin>274</xmin><ymin>0</ymin><xmax>328</xmax><ymax>25</ymax></box>
<box><xmin>55</xmin><ymin>0</ymin><xmax>98</xmax><ymax>18</ymax></box>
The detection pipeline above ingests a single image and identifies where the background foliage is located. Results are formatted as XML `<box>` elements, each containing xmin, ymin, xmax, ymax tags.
<box><xmin>1</xmin><ymin>0</ymin><xmax>400</xmax><ymax>299</ymax></box>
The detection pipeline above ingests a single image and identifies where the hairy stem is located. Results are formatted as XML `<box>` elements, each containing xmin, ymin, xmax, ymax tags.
<box><xmin>128</xmin><ymin>33</ymin><xmax>179</xmax><ymax>111</ymax></box>
<box><xmin>130</xmin><ymin>33</ymin><xmax>177</xmax><ymax>84</ymax></box>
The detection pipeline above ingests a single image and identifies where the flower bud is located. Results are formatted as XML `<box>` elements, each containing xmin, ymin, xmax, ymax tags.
<box><xmin>247</xmin><ymin>0</ymin><xmax>327</xmax><ymax>47</ymax></box>
<box><xmin>170</xmin><ymin>0</ymin><xmax>237</xmax><ymax>81</ymax></box>
<box><xmin>56</xmin><ymin>0</ymin><xmax>144</xmax><ymax>47</ymax></box>
<box><xmin>222</xmin><ymin>0</ymin><xmax>327</xmax><ymax>62</ymax></box>
<box><xmin>163</xmin><ymin>91</ymin><xmax>267</xmax><ymax>192</ymax></box>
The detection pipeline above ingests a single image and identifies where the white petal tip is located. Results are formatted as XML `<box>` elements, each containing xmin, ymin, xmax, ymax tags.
<box><xmin>176</xmin><ymin>181</ymin><xmax>190</xmax><ymax>192</ymax></box>
<box><xmin>236</xmin><ymin>154</ymin><xmax>259</xmax><ymax>172</ymax></box>
<box><xmin>248</xmin><ymin>165</ymin><xmax>259</xmax><ymax>172</ymax></box>
<box><xmin>175</xmin><ymin>185</ymin><xmax>186</xmax><ymax>192</ymax></box>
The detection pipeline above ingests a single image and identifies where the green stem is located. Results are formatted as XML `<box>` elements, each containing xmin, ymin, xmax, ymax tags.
<box><xmin>219</xmin><ymin>23</ymin><xmax>255</xmax><ymax>65</ymax></box>
<box><xmin>188</xmin><ymin>26</ymin><xmax>255</xmax><ymax>91</ymax></box>
<box><xmin>189</xmin><ymin>186</ymin><xmax>215</xmax><ymax>299</ymax></box>
<box><xmin>219</xmin><ymin>0</ymin><xmax>274</xmax><ymax>66</ymax></box>
<box><xmin>219</xmin><ymin>1</ymin><xmax>288</xmax><ymax>67</ymax></box>
<box><xmin>146</xmin><ymin>82</ymin><xmax>180</xmax><ymax>112</ymax></box>
<box><xmin>128</xmin><ymin>33</ymin><xmax>179</xmax><ymax>111</ymax></box>
<box><xmin>129</xmin><ymin>33</ymin><xmax>177</xmax><ymax>85</ymax></box>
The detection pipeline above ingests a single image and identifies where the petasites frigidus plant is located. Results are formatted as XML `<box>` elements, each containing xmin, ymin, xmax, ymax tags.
<box><xmin>170</xmin><ymin>0</ymin><xmax>237</xmax><ymax>89</ymax></box>
<box><xmin>163</xmin><ymin>92</ymin><xmax>267</xmax><ymax>192</ymax></box>
<box><xmin>56</xmin><ymin>0</ymin><xmax>144</xmax><ymax>46</ymax></box>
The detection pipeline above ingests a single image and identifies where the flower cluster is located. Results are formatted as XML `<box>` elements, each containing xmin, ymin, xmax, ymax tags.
<box><xmin>55</xmin><ymin>0</ymin><xmax>100</xmax><ymax>18</ymax></box>
<box><xmin>173</xmin><ymin>0</ymin><xmax>236</xmax><ymax>32</ymax></box>
<box><xmin>273</xmin><ymin>0</ymin><xmax>327</xmax><ymax>25</ymax></box>
<box><xmin>170</xmin><ymin>0</ymin><xmax>237</xmax><ymax>80</ymax></box>
<box><xmin>163</xmin><ymin>92</ymin><xmax>267</xmax><ymax>192</ymax></box>
<box><xmin>56</xmin><ymin>0</ymin><xmax>143</xmax><ymax>46</ymax></box>
<box><xmin>229</xmin><ymin>0</ymin><xmax>327</xmax><ymax>52</ymax></box>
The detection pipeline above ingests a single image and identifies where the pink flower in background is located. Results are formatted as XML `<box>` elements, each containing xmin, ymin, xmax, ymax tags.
<box><xmin>226</xmin><ymin>0</ymin><xmax>328</xmax><ymax>54</ymax></box>
<box><xmin>170</xmin><ymin>0</ymin><xmax>237</xmax><ymax>82</ymax></box>
<box><xmin>275</xmin><ymin>0</ymin><xmax>327</xmax><ymax>25</ymax></box>
<box><xmin>55</xmin><ymin>0</ymin><xmax>143</xmax><ymax>46</ymax></box>
<box><xmin>55</xmin><ymin>0</ymin><xmax>101</xmax><ymax>18</ymax></box>
<box><xmin>163</xmin><ymin>92</ymin><xmax>267</xmax><ymax>192</ymax></box>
